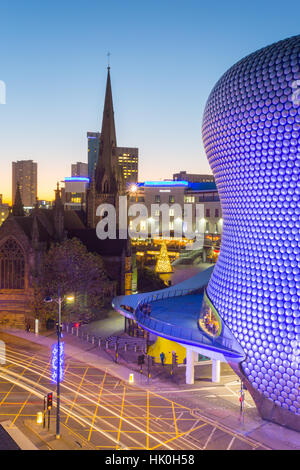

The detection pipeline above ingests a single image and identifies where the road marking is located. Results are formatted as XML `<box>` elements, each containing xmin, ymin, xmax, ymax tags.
<box><xmin>227</xmin><ymin>436</ymin><xmax>235</xmax><ymax>450</ymax></box>
<box><xmin>203</xmin><ymin>426</ymin><xmax>216</xmax><ymax>449</ymax></box>
<box><xmin>88</xmin><ymin>368</ymin><xmax>107</xmax><ymax>441</ymax></box>
<box><xmin>172</xmin><ymin>401</ymin><xmax>179</xmax><ymax>437</ymax></box>
<box><xmin>147</xmin><ymin>391</ymin><xmax>149</xmax><ymax>450</ymax></box>
<box><xmin>116</xmin><ymin>384</ymin><xmax>126</xmax><ymax>450</ymax></box>
<box><xmin>65</xmin><ymin>366</ymin><xmax>89</xmax><ymax>424</ymax></box>
<box><xmin>11</xmin><ymin>357</ymin><xmax>51</xmax><ymax>426</ymax></box>
<box><xmin>150</xmin><ymin>423</ymin><xmax>207</xmax><ymax>450</ymax></box>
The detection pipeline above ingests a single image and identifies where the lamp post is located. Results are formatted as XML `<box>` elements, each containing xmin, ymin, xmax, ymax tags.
<box><xmin>44</xmin><ymin>290</ymin><xmax>74</xmax><ymax>439</ymax></box>
<box><xmin>56</xmin><ymin>288</ymin><xmax>62</xmax><ymax>439</ymax></box>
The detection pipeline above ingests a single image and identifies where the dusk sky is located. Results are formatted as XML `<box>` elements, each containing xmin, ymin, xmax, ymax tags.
<box><xmin>0</xmin><ymin>0</ymin><xmax>299</xmax><ymax>202</ymax></box>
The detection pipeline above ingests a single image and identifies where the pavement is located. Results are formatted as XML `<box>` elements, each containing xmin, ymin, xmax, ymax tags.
<box><xmin>1</xmin><ymin>326</ymin><xmax>300</xmax><ymax>451</ymax></box>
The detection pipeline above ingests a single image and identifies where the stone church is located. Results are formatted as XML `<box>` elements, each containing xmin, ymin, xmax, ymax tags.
<box><xmin>0</xmin><ymin>68</ymin><xmax>132</xmax><ymax>329</ymax></box>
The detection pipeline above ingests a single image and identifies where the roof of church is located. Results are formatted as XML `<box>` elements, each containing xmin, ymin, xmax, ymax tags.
<box><xmin>67</xmin><ymin>228</ymin><xmax>128</xmax><ymax>257</ymax></box>
<box><xmin>9</xmin><ymin>208</ymin><xmax>86</xmax><ymax>244</ymax></box>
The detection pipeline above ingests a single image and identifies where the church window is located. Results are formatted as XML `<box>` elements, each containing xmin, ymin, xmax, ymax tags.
<box><xmin>0</xmin><ymin>239</ymin><xmax>25</xmax><ymax>289</ymax></box>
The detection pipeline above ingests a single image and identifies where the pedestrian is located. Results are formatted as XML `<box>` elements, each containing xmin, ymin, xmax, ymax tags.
<box><xmin>160</xmin><ymin>351</ymin><xmax>165</xmax><ymax>366</ymax></box>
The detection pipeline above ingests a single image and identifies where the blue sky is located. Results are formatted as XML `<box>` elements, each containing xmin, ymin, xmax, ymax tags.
<box><xmin>0</xmin><ymin>0</ymin><xmax>299</xmax><ymax>201</ymax></box>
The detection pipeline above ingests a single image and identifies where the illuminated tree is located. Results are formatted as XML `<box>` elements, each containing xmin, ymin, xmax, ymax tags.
<box><xmin>154</xmin><ymin>241</ymin><xmax>173</xmax><ymax>274</ymax></box>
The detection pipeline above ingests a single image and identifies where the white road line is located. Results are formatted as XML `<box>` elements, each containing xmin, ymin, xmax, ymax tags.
<box><xmin>227</xmin><ymin>436</ymin><xmax>235</xmax><ymax>450</ymax></box>
<box><xmin>203</xmin><ymin>426</ymin><xmax>216</xmax><ymax>449</ymax></box>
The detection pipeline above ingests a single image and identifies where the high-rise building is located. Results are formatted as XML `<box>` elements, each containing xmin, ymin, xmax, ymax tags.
<box><xmin>87</xmin><ymin>132</ymin><xmax>101</xmax><ymax>179</ymax></box>
<box><xmin>173</xmin><ymin>171</ymin><xmax>214</xmax><ymax>183</ymax></box>
<box><xmin>12</xmin><ymin>160</ymin><xmax>37</xmax><ymax>208</ymax></box>
<box><xmin>71</xmin><ymin>162</ymin><xmax>88</xmax><ymax>177</ymax></box>
<box><xmin>0</xmin><ymin>195</ymin><xmax>10</xmax><ymax>227</ymax></box>
<box><xmin>117</xmin><ymin>147</ymin><xmax>138</xmax><ymax>184</ymax></box>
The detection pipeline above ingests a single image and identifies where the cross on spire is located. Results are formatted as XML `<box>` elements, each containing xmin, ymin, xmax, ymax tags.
<box><xmin>107</xmin><ymin>52</ymin><xmax>111</xmax><ymax>69</ymax></box>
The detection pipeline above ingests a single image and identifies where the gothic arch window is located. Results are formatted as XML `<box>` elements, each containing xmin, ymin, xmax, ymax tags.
<box><xmin>103</xmin><ymin>180</ymin><xmax>109</xmax><ymax>193</ymax></box>
<box><xmin>0</xmin><ymin>239</ymin><xmax>25</xmax><ymax>289</ymax></box>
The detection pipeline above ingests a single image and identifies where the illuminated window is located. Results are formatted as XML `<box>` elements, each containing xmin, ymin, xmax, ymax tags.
<box><xmin>184</xmin><ymin>196</ymin><xmax>195</xmax><ymax>203</ymax></box>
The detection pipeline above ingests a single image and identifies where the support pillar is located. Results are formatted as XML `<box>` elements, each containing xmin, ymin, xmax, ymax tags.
<box><xmin>186</xmin><ymin>348</ymin><xmax>195</xmax><ymax>385</ymax></box>
<box><xmin>212</xmin><ymin>359</ymin><xmax>221</xmax><ymax>383</ymax></box>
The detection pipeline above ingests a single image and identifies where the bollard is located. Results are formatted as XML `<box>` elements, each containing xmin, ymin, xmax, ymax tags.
<box><xmin>98</xmin><ymin>338</ymin><xmax>101</xmax><ymax>348</ymax></box>
<box><xmin>92</xmin><ymin>336</ymin><xmax>94</xmax><ymax>345</ymax></box>
<box><xmin>134</xmin><ymin>343</ymin><xmax>137</xmax><ymax>353</ymax></box>
<box><xmin>76</xmin><ymin>327</ymin><xmax>79</xmax><ymax>337</ymax></box>
<box><xmin>124</xmin><ymin>343</ymin><xmax>127</xmax><ymax>352</ymax></box>
<box><xmin>106</xmin><ymin>340</ymin><xmax>109</xmax><ymax>349</ymax></box>
<box><xmin>66</xmin><ymin>325</ymin><xmax>69</xmax><ymax>334</ymax></box>
<box><xmin>71</xmin><ymin>327</ymin><xmax>74</xmax><ymax>335</ymax></box>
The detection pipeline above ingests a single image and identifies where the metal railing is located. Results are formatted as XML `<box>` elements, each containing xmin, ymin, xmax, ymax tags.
<box><xmin>62</xmin><ymin>324</ymin><xmax>147</xmax><ymax>353</ymax></box>
<box><xmin>137</xmin><ymin>287</ymin><xmax>201</xmax><ymax>305</ymax></box>
<box><xmin>134</xmin><ymin>309</ymin><xmax>234</xmax><ymax>353</ymax></box>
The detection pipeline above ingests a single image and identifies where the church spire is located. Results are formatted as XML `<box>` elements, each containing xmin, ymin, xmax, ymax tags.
<box><xmin>12</xmin><ymin>182</ymin><xmax>25</xmax><ymax>216</ymax></box>
<box><xmin>95</xmin><ymin>66</ymin><xmax>118</xmax><ymax>193</ymax></box>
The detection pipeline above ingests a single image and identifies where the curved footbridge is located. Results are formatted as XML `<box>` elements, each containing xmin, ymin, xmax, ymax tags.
<box><xmin>112</xmin><ymin>267</ymin><xmax>245</xmax><ymax>384</ymax></box>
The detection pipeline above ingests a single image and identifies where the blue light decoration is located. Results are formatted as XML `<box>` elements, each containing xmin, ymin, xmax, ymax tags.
<box><xmin>51</xmin><ymin>342</ymin><xmax>65</xmax><ymax>385</ymax></box>
<box><xmin>64</xmin><ymin>177</ymin><xmax>90</xmax><ymax>183</ymax></box>
<box><xmin>142</xmin><ymin>180</ymin><xmax>189</xmax><ymax>187</ymax></box>
<box><xmin>202</xmin><ymin>35</ymin><xmax>300</xmax><ymax>427</ymax></box>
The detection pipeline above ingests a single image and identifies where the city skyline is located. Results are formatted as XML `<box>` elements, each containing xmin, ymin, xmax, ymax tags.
<box><xmin>1</xmin><ymin>0</ymin><xmax>300</xmax><ymax>203</ymax></box>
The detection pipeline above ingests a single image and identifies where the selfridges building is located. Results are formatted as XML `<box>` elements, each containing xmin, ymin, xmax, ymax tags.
<box><xmin>203</xmin><ymin>35</ymin><xmax>300</xmax><ymax>430</ymax></box>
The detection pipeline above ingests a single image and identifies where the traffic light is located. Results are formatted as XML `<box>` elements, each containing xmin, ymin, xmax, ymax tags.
<box><xmin>138</xmin><ymin>354</ymin><xmax>145</xmax><ymax>365</ymax></box>
<box><xmin>172</xmin><ymin>352</ymin><xmax>178</xmax><ymax>366</ymax></box>
<box><xmin>47</xmin><ymin>392</ymin><xmax>53</xmax><ymax>410</ymax></box>
<box><xmin>56</xmin><ymin>322</ymin><xmax>62</xmax><ymax>336</ymax></box>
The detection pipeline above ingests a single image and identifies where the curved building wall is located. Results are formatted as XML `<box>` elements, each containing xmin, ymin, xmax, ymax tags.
<box><xmin>202</xmin><ymin>35</ymin><xmax>300</xmax><ymax>427</ymax></box>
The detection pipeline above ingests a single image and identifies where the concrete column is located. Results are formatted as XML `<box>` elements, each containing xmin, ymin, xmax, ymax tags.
<box><xmin>212</xmin><ymin>359</ymin><xmax>221</xmax><ymax>383</ymax></box>
<box><xmin>186</xmin><ymin>348</ymin><xmax>195</xmax><ymax>385</ymax></box>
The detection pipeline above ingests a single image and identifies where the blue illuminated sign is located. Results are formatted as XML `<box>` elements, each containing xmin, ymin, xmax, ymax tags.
<box><xmin>142</xmin><ymin>181</ymin><xmax>189</xmax><ymax>187</ymax></box>
<box><xmin>64</xmin><ymin>177</ymin><xmax>90</xmax><ymax>183</ymax></box>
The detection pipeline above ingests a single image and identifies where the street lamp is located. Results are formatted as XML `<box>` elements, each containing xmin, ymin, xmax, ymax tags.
<box><xmin>44</xmin><ymin>289</ymin><xmax>74</xmax><ymax>439</ymax></box>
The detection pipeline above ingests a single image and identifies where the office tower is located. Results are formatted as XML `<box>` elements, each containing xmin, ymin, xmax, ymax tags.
<box><xmin>116</xmin><ymin>147</ymin><xmax>138</xmax><ymax>184</ymax></box>
<box><xmin>87</xmin><ymin>132</ymin><xmax>101</xmax><ymax>179</ymax></box>
<box><xmin>173</xmin><ymin>171</ymin><xmax>215</xmax><ymax>183</ymax></box>
<box><xmin>71</xmin><ymin>162</ymin><xmax>88</xmax><ymax>177</ymax></box>
<box><xmin>12</xmin><ymin>160</ymin><xmax>37</xmax><ymax>208</ymax></box>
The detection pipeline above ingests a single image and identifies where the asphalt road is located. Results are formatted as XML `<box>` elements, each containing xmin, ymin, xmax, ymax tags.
<box><xmin>0</xmin><ymin>332</ymin><xmax>271</xmax><ymax>451</ymax></box>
